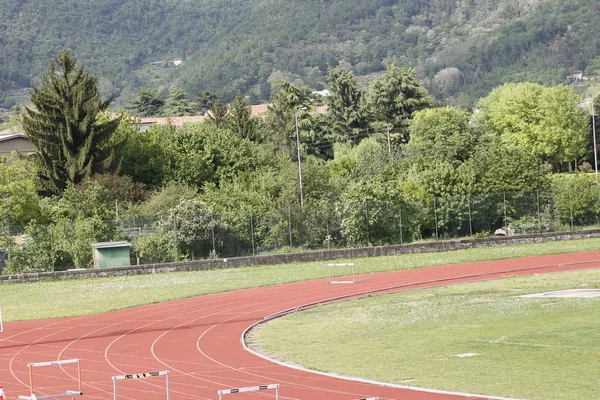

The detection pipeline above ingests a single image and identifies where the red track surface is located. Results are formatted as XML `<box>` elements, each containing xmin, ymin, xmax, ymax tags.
<box><xmin>2</xmin><ymin>251</ymin><xmax>600</xmax><ymax>400</ymax></box>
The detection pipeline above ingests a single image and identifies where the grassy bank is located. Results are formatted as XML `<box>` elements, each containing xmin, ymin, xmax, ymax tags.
<box><xmin>254</xmin><ymin>268</ymin><xmax>600</xmax><ymax>400</ymax></box>
<box><xmin>2</xmin><ymin>238</ymin><xmax>600</xmax><ymax>322</ymax></box>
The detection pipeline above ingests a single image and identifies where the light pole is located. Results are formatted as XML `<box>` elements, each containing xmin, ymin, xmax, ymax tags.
<box><xmin>593</xmin><ymin>95</ymin><xmax>598</xmax><ymax>182</ymax></box>
<box><xmin>295</xmin><ymin>107</ymin><xmax>307</xmax><ymax>208</ymax></box>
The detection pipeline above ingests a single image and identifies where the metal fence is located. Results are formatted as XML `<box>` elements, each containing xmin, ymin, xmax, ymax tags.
<box><xmin>2</xmin><ymin>186</ymin><xmax>600</xmax><ymax>273</ymax></box>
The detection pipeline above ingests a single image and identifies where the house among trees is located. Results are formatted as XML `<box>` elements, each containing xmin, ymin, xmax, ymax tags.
<box><xmin>0</xmin><ymin>129</ymin><xmax>35</xmax><ymax>156</ymax></box>
<box><xmin>172</xmin><ymin>57</ymin><xmax>183</xmax><ymax>66</ymax></box>
<box><xmin>149</xmin><ymin>60</ymin><xmax>165</xmax><ymax>67</ymax></box>
<box><xmin>567</xmin><ymin>71</ymin><xmax>584</xmax><ymax>81</ymax></box>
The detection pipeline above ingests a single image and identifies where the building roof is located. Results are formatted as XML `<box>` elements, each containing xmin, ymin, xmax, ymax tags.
<box><xmin>91</xmin><ymin>241</ymin><xmax>132</xmax><ymax>249</ymax></box>
<box><xmin>0</xmin><ymin>132</ymin><xmax>27</xmax><ymax>141</ymax></box>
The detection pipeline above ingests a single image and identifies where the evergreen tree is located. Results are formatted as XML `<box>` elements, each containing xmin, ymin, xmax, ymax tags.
<box><xmin>366</xmin><ymin>63</ymin><xmax>433</xmax><ymax>144</ymax></box>
<box><xmin>22</xmin><ymin>50</ymin><xmax>121</xmax><ymax>195</ymax></box>
<box><xmin>162</xmin><ymin>87</ymin><xmax>196</xmax><ymax>116</ymax></box>
<box><xmin>326</xmin><ymin>65</ymin><xmax>366</xmax><ymax>144</ymax></box>
<box><xmin>227</xmin><ymin>94</ymin><xmax>256</xmax><ymax>140</ymax></box>
<box><xmin>206</xmin><ymin>99</ymin><xmax>229</xmax><ymax>128</ymax></box>
<box><xmin>127</xmin><ymin>90</ymin><xmax>164</xmax><ymax>116</ymax></box>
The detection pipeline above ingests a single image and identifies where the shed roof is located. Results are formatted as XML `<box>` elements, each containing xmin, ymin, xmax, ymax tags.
<box><xmin>91</xmin><ymin>241</ymin><xmax>132</xmax><ymax>249</ymax></box>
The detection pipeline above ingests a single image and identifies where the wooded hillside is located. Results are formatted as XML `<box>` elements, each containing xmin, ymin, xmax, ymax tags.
<box><xmin>1</xmin><ymin>0</ymin><xmax>598</xmax><ymax>108</ymax></box>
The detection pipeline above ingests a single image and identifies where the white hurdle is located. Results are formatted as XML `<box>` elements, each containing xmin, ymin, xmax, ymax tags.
<box><xmin>328</xmin><ymin>263</ymin><xmax>361</xmax><ymax>284</ymax></box>
<box><xmin>18</xmin><ymin>359</ymin><xmax>82</xmax><ymax>400</ymax></box>
<box><xmin>112</xmin><ymin>370</ymin><xmax>170</xmax><ymax>400</ymax></box>
<box><xmin>0</xmin><ymin>306</ymin><xmax>3</xmax><ymax>333</ymax></box>
<box><xmin>218</xmin><ymin>383</ymin><xmax>280</xmax><ymax>400</ymax></box>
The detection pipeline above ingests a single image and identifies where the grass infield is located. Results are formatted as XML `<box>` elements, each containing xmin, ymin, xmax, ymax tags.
<box><xmin>1</xmin><ymin>238</ymin><xmax>600</xmax><ymax>322</ymax></box>
<box><xmin>254</xmin><ymin>269</ymin><xmax>600</xmax><ymax>400</ymax></box>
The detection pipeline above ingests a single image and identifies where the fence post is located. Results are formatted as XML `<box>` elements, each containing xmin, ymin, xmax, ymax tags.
<box><xmin>467</xmin><ymin>195</ymin><xmax>473</xmax><ymax>236</ymax></box>
<box><xmin>250</xmin><ymin>212</ymin><xmax>256</xmax><ymax>256</ymax></box>
<box><xmin>568</xmin><ymin>191</ymin><xmax>574</xmax><ymax>231</ymax></box>
<box><xmin>399</xmin><ymin>206</ymin><xmax>403</xmax><ymax>244</ymax></box>
<box><xmin>536</xmin><ymin>190</ymin><xmax>541</xmax><ymax>233</ymax></box>
<box><xmin>433</xmin><ymin>197</ymin><xmax>439</xmax><ymax>240</ymax></box>
<box><xmin>288</xmin><ymin>207</ymin><xmax>293</xmax><ymax>249</ymax></box>
<box><xmin>365</xmin><ymin>200</ymin><xmax>370</xmax><ymax>246</ymax></box>
<box><xmin>503</xmin><ymin>192</ymin><xmax>507</xmax><ymax>228</ymax></box>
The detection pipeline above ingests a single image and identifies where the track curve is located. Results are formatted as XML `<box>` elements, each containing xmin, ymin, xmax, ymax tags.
<box><xmin>2</xmin><ymin>251</ymin><xmax>599</xmax><ymax>400</ymax></box>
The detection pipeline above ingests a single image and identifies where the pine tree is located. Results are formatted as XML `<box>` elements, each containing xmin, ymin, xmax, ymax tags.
<box><xmin>162</xmin><ymin>87</ymin><xmax>196</xmax><ymax>116</ymax></box>
<box><xmin>227</xmin><ymin>94</ymin><xmax>255</xmax><ymax>140</ymax></box>
<box><xmin>22</xmin><ymin>49</ymin><xmax>121</xmax><ymax>195</ymax></box>
<box><xmin>326</xmin><ymin>65</ymin><xmax>366</xmax><ymax>144</ymax></box>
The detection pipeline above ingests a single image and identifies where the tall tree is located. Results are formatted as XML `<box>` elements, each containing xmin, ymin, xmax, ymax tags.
<box><xmin>127</xmin><ymin>90</ymin><xmax>164</xmax><ymax>116</ymax></box>
<box><xmin>264</xmin><ymin>81</ymin><xmax>312</xmax><ymax>157</ymax></box>
<box><xmin>478</xmin><ymin>83</ymin><xmax>588</xmax><ymax>169</ymax></box>
<box><xmin>365</xmin><ymin>63</ymin><xmax>433</xmax><ymax>144</ymax></box>
<box><xmin>326</xmin><ymin>65</ymin><xmax>367</xmax><ymax>144</ymax></box>
<box><xmin>22</xmin><ymin>50</ymin><xmax>121</xmax><ymax>195</ymax></box>
<box><xmin>206</xmin><ymin>99</ymin><xmax>229</xmax><ymax>128</ymax></box>
<box><xmin>162</xmin><ymin>87</ymin><xmax>196</xmax><ymax>116</ymax></box>
<box><xmin>227</xmin><ymin>94</ymin><xmax>256</xmax><ymax>140</ymax></box>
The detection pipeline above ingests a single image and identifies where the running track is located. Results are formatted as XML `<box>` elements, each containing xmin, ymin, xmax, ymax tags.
<box><xmin>2</xmin><ymin>251</ymin><xmax>600</xmax><ymax>400</ymax></box>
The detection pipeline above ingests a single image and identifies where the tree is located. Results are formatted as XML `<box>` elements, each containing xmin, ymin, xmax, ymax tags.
<box><xmin>206</xmin><ymin>99</ymin><xmax>229</xmax><ymax>128</ymax></box>
<box><xmin>22</xmin><ymin>50</ymin><xmax>121</xmax><ymax>195</ymax></box>
<box><xmin>478</xmin><ymin>83</ymin><xmax>588</xmax><ymax>169</ymax></box>
<box><xmin>365</xmin><ymin>63</ymin><xmax>433</xmax><ymax>143</ymax></box>
<box><xmin>227</xmin><ymin>94</ymin><xmax>256</xmax><ymax>140</ymax></box>
<box><xmin>264</xmin><ymin>81</ymin><xmax>312</xmax><ymax>157</ymax></box>
<box><xmin>160</xmin><ymin>199</ymin><xmax>225</xmax><ymax>258</ymax></box>
<box><xmin>0</xmin><ymin>155</ymin><xmax>40</xmax><ymax>227</ymax></box>
<box><xmin>196</xmin><ymin>91</ymin><xmax>218</xmax><ymax>115</ymax></box>
<box><xmin>162</xmin><ymin>87</ymin><xmax>196</xmax><ymax>116</ymax></box>
<box><xmin>326</xmin><ymin>65</ymin><xmax>366</xmax><ymax>144</ymax></box>
<box><xmin>407</xmin><ymin>107</ymin><xmax>480</xmax><ymax>168</ymax></box>
<box><xmin>127</xmin><ymin>90</ymin><xmax>164</xmax><ymax>116</ymax></box>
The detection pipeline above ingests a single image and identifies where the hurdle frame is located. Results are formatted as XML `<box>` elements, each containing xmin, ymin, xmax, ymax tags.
<box><xmin>217</xmin><ymin>383</ymin><xmax>280</xmax><ymax>400</ymax></box>
<box><xmin>327</xmin><ymin>263</ymin><xmax>361</xmax><ymax>284</ymax></box>
<box><xmin>18</xmin><ymin>359</ymin><xmax>82</xmax><ymax>400</ymax></box>
<box><xmin>112</xmin><ymin>370</ymin><xmax>170</xmax><ymax>400</ymax></box>
<box><xmin>0</xmin><ymin>306</ymin><xmax>3</xmax><ymax>333</ymax></box>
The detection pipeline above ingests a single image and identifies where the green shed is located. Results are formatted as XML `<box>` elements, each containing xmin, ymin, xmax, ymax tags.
<box><xmin>91</xmin><ymin>241</ymin><xmax>132</xmax><ymax>268</ymax></box>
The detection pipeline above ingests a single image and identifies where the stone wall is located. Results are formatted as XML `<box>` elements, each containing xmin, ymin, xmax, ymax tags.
<box><xmin>2</xmin><ymin>229</ymin><xmax>600</xmax><ymax>284</ymax></box>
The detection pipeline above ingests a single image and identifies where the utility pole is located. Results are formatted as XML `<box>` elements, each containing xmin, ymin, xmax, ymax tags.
<box><xmin>386</xmin><ymin>123</ymin><xmax>393</xmax><ymax>156</ymax></box>
<box><xmin>593</xmin><ymin>95</ymin><xmax>598</xmax><ymax>182</ymax></box>
<box><xmin>295</xmin><ymin>107</ymin><xmax>307</xmax><ymax>208</ymax></box>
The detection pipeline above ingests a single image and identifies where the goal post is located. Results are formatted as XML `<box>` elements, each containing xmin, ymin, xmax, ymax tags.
<box><xmin>327</xmin><ymin>263</ymin><xmax>361</xmax><ymax>284</ymax></box>
<box><xmin>218</xmin><ymin>384</ymin><xmax>279</xmax><ymax>400</ymax></box>
<box><xmin>18</xmin><ymin>359</ymin><xmax>82</xmax><ymax>400</ymax></box>
<box><xmin>112</xmin><ymin>370</ymin><xmax>170</xmax><ymax>400</ymax></box>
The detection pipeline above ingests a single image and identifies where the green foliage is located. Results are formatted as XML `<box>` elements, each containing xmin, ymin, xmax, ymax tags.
<box><xmin>326</xmin><ymin>65</ymin><xmax>366</xmax><ymax>143</ymax></box>
<box><xmin>227</xmin><ymin>94</ymin><xmax>256</xmax><ymax>140</ymax></box>
<box><xmin>160</xmin><ymin>199</ymin><xmax>224</xmax><ymax>258</ymax></box>
<box><xmin>550</xmin><ymin>173</ymin><xmax>600</xmax><ymax>226</ymax></box>
<box><xmin>164</xmin><ymin>123</ymin><xmax>261</xmax><ymax>189</ymax></box>
<box><xmin>127</xmin><ymin>90</ymin><xmax>164</xmax><ymax>116</ymax></box>
<box><xmin>0</xmin><ymin>155</ymin><xmax>41</xmax><ymax>226</ymax></box>
<box><xmin>162</xmin><ymin>87</ymin><xmax>196</xmax><ymax>116</ymax></box>
<box><xmin>478</xmin><ymin>83</ymin><xmax>588</xmax><ymax>167</ymax></box>
<box><xmin>117</xmin><ymin>124</ymin><xmax>171</xmax><ymax>188</ymax></box>
<box><xmin>365</xmin><ymin>64</ymin><xmax>433</xmax><ymax>143</ymax></box>
<box><xmin>22</xmin><ymin>50</ymin><xmax>121</xmax><ymax>195</ymax></box>
<box><xmin>2</xmin><ymin>0</ymin><xmax>600</xmax><ymax>108</ymax></box>
<box><xmin>128</xmin><ymin>181</ymin><xmax>198</xmax><ymax>219</ymax></box>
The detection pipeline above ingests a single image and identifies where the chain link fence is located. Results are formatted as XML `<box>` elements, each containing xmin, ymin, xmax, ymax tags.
<box><xmin>2</xmin><ymin>186</ymin><xmax>600</xmax><ymax>274</ymax></box>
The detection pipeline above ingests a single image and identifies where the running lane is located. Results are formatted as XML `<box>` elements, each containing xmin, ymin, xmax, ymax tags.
<box><xmin>1</xmin><ymin>251</ymin><xmax>599</xmax><ymax>400</ymax></box>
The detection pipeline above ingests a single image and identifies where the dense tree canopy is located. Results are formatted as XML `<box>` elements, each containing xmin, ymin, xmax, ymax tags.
<box><xmin>22</xmin><ymin>50</ymin><xmax>121</xmax><ymax>195</ymax></box>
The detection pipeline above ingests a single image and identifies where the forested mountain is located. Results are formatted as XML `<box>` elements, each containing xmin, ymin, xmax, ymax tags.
<box><xmin>0</xmin><ymin>0</ymin><xmax>598</xmax><ymax>108</ymax></box>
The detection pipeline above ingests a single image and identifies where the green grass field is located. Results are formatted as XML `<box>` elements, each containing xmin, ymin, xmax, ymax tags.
<box><xmin>254</xmin><ymin>269</ymin><xmax>600</xmax><ymax>400</ymax></box>
<box><xmin>2</xmin><ymin>238</ymin><xmax>600</xmax><ymax>322</ymax></box>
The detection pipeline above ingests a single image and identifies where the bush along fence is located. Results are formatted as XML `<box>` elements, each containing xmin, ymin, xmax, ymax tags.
<box><xmin>2</xmin><ymin>186</ymin><xmax>600</xmax><ymax>275</ymax></box>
